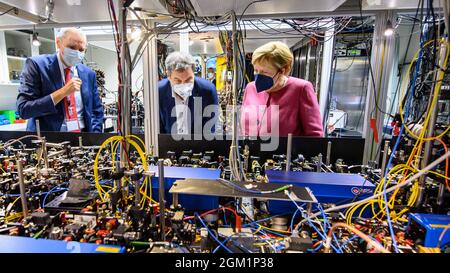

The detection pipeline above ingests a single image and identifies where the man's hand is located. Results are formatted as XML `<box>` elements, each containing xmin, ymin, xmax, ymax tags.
<box><xmin>63</xmin><ymin>78</ymin><xmax>82</xmax><ymax>95</ymax></box>
<box><xmin>51</xmin><ymin>78</ymin><xmax>82</xmax><ymax>105</ymax></box>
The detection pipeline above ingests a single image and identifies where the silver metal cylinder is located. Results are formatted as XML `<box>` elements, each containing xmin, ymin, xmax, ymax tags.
<box><xmin>35</xmin><ymin>119</ymin><xmax>41</xmax><ymax>138</ymax></box>
<box><xmin>42</xmin><ymin>137</ymin><xmax>49</xmax><ymax>170</ymax></box>
<box><xmin>380</xmin><ymin>140</ymin><xmax>390</xmax><ymax>177</ymax></box>
<box><xmin>118</xmin><ymin>0</ymin><xmax>132</xmax><ymax>167</ymax></box>
<box><xmin>326</xmin><ymin>141</ymin><xmax>332</xmax><ymax>166</ymax></box>
<box><xmin>230</xmin><ymin>11</ymin><xmax>242</xmax><ymax>181</ymax></box>
<box><xmin>286</xmin><ymin>133</ymin><xmax>293</xmax><ymax>171</ymax></box>
<box><xmin>172</xmin><ymin>193</ymin><xmax>178</xmax><ymax>208</ymax></box>
<box><xmin>78</xmin><ymin>136</ymin><xmax>83</xmax><ymax>148</ymax></box>
<box><xmin>317</xmin><ymin>153</ymin><xmax>322</xmax><ymax>172</ymax></box>
<box><xmin>134</xmin><ymin>169</ymin><xmax>141</xmax><ymax>206</ymax></box>
<box><xmin>437</xmin><ymin>183</ymin><xmax>445</xmax><ymax>206</ymax></box>
<box><xmin>158</xmin><ymin>159</ymin><xmax>166</xmax><ymax>241</ymax></box>
<box><xmin>17</xmin><ymin>160</ymin><xmax>28</xmax><ymax>218</ymax></box>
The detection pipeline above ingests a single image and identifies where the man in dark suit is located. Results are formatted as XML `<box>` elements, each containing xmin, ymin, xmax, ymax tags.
<box><xmin>159</xmin><ymin>51</ymin><xmax>219</xmax><ymax>135</ymax></box>
<box><xmin>16</xmin><ymin>27</ymin><xmax>103</xmax><ymax>132</ymax></box>
<box><xmin>207</xmin><ymin>67</ymin><xmax>216</xmax><ymax>87</ymax></box>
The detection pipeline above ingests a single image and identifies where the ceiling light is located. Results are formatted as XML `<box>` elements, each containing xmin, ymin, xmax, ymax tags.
<box><xmin>32</xmin><ymin>32</ymin><xmax>41</xmax><ymax>47</ymax></box>
<box><xmin>384</xmin><ymin>20</ymin><xmax>394</xmax><ymax>36</ymax></box>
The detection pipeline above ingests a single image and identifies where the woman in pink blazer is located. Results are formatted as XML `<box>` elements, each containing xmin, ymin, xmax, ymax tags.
<box><xmin>240</xmin><ymin>41</ymin><xmax>323</xmax><ymax>137</ymax></box>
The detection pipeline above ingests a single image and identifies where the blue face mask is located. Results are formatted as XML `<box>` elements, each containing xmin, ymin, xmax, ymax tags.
<box><xmin>254</xmin><ymin>72</ymin><xmax>279</xmax><ymax>93</ymax></box>
<box><xmin>62</xmin><ymin>47</ymin><xmax>85</xmax><ymax>67</ymax></box>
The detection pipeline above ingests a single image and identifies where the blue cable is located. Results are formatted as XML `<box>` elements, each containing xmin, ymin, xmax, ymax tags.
<box><xmin>213</xmin><ymin>234</ymin><xmax>254</xmax><ymax>253</ymax></box>
<box><xmin>170</xmin><ymin>242</ymin><xmax>188</xmax><ymax>253</ymax></box>
<box><xmin>42</xmin><ymin>182</ymin><xmax>69</xmax><ymax>208</ymax></box>
<box><xmin>242</xmin><ymin>213</ymin><xmax>288</xmax><ymax>228</ymax></box>
<box><xmin>212</xmin><ymin>231</ymin><xmax>257</xmax><ymax>253</ymax></box>
<box><xmin>308</xmin><ymin>242</ymin><xmax>323</xmax><ymax>253</ymax></box>
<box><xmin>195</xmin><ymin>212</ymin><xmax>233</xmax><ymax>253</ymax></box>
<box><xmin>42</xmin><ymin>188</ymin><xmax>67</xmax><ymax>208</ymax></box>
<box><xmin>222</xmin><ymin>208</ymin><xmax>228</xmax><ymax>226</ymax></box>
<box><xmin>248</xmin><ymin>222</ymin><xmax>287</xmax><ymax>237</ymax></box>
<box><xmin>290</xmin><ymin>208</ymin><xmax>301</xmax><ymax>232</ymax></box>
<box><xmin>381</xmin><ymin>27</ymin><xmax>425</xmax><ymax>253</ymax></box>
<box><xmin>337</xmin><ymin>235</ymin><xmax>359</xmax><ymax>253</ymax></box>
<box><xmin>317</xmin><ymin>204</ymin><xmax>341</xmax><ymax>250</ymax></box>
<box><xmin>250</xmin><ymin>227</ymin><xmax>283</xmax><ymax>253</ymax></box>
<box><xmin>286</xmin><ymin>197</ymin><xmax>341</xmax><ymax>252</ymax></box>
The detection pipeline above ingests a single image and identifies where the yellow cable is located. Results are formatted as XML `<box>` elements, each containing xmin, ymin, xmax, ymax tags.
<box><xmin>257</xmin><ymin>224</ymin><xmax>291</xmax><ymax>234</ymax></box>
<box><xmin>5</xmin><ymin>196</ymin><xmax>21</xmax><ymax>219</ymax></box>
<box><xmin>399</xmin><ymin>39</ymin><xmax>450</xmax><ymax>141</ymax></box>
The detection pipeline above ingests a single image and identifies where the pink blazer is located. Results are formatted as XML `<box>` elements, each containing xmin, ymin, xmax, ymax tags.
<box><xmin>240</xmin><ymin>77</ymin><xmax>324</xmax><ymax>137</ymax></box>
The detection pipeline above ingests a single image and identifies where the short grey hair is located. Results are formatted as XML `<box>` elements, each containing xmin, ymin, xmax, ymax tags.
<box><xmin>56</xmin><ymin>27</ymin><xmax>87</xmax><ymax>41</ymax></box>
<box><xmin>165</xmin><ymin>51</ymin><xmax>195</xmax><ymax>75</ymax></box>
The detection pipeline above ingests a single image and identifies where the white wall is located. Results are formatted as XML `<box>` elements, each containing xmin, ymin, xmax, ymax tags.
<box><xmin>85</xmin><ymin>42</ymin><xmax>144</xmax><ymax>105</ymax></box>
<box><xmin>85</xmin><ymin>43</ymin><xmax>118</xmax><ymax>104</ymax></box>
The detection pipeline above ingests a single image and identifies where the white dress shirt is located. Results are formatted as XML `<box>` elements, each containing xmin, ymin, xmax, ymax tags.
<box><xmin>55</xmin><ymin>53</ymin><xmax>85</xmax><ymax>131</ymax></box>
<box><xmin>171</xmin><ymin>91</ymin><xmax>190</xmax><ymax>134</ymax></box>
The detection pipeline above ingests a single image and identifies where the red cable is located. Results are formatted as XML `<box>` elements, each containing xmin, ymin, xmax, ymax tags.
<box><xmin>185</xmin><ymin>207</ymin><xmax>241</xmax><ymax>232</ymax></box>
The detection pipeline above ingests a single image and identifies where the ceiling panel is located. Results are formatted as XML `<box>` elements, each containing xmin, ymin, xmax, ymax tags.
<box><xmin>362</xmin><ymin>0</ymin><xmax>421</xmax><ymax>10</ymax></box>
<box><xmin>0</xmin><ymin>13</ymin><xmax>30</xmax><ymax>25</ymax></box>
<box><xmin>0</xmin><ymin>0</ymin><xmax>169</xmax><ymax>25</ymax></box>
<box><xmin>189</xmin><ymin>0</ymin><xmax>347</xmax><ymax>17</ymax></box>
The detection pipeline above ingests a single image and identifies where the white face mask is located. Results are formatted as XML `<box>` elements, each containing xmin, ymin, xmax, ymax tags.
<box><xmin>172</xmin><ymin>82</ymin><xmax>194</xmax><ymax>99</ymax></box>
<box><xmin>207</xmin><ymin>72</ymin><xmax>215</xmax><ymax>79</ymax></box>
<box><xmin>62</xmin><ymin>47</ymin><xmax>84</xmax><ymax>67</ymax></box>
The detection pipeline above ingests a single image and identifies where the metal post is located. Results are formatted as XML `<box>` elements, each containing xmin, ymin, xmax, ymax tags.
<box><xmin>229</xmin><ymin>11</ymin><xmax>242</xmax><ymax>181</ymax></box>
<box><xmin>317</xmin><ymin>153</ymin><xmax>322</xmax><ymax>172</ymax></box>
<box><xmin>42</xmin><ymin>137</ymin><xmax>49</xmax><ymax>170</ymax></box>
<box><xmin>158</xmin><ymin>159</ymin><xmax>166</xmax><ymax>241</ymax></box>
<box><xmin>78</xmin><ymin>136</ymin><xmax>83</xmax><ymax>148</ymax></box>
<box><xmin>133</xmin><ymin>168</ymin><xmax>141</xmax><ymax>206</ymax></box>
<box><xmin>286</xmin><ymin>133</ymin><xmax>293</xmax><ymax>171</ymax></box>
<box><xmin>17</xmin><ymin>159</ymin><xmax>28</xmax><ymax>218</ymax></box>
<box><xmin>326</xmin><ymin>141</ymin><xmax>332</xmax><ymax>166</ymax></box>
<box><xmin>362</xmin><ymin>11</ymin><xmax>396</xmax><ymax>163</ymax></box>
<box><xmin>437</xmin><ymin>182</ymin><xmax>445</xmax><ymax>207</ymax></box>
<box><xmin>380</xmin><ymin>140</ymin><xmax>390</xmax><ymax>177</ymax></box>
<box><xmin>118</xmin><ymin>0</ymin><xmax>131</xmax><ymax>164</ymax></box>
<box><xmin>142</xmin><ymin>20</ymin><xmax>160</xmax><ymax>156</ymax></box>
<box><xmin>172</xmin><ymin>193</ymin><xmax>179</xmax><ymax>208</ymax></box>
<box><xmin>319</xmin><ymin>19</ymin><xmax>335</xmax><ymax>125</ymax></box>
<box><xmin>35</xmin><ymin>119</ymin><xmax>41</xmax><ymax>138</ymax></box>
<box><xmin>114</xmin><ymin>161</ymin><xmax>122</xmax><ymax>192</ymax></box>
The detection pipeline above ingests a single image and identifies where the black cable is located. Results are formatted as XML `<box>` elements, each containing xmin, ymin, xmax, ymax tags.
<box><xmin>0</xmin><ymin>7</ymin><xmax>17</xmax><ymax>17</ymax></box>
<box><xmin>357</xmin><ymin>0</ymin><xmax>393</xmax><ymax>119</ymax></box>
<box><xmin>374</xmin><ymin>0</ymin><xmax>422</xmax><ymax>159</ymax></box>
<box><xmin>239</xmin><ymin>0</ymin><xmax>269</xmax><ymax>21</ymax></box>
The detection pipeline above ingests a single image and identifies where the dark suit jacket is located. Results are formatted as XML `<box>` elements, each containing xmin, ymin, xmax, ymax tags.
<box><xmin>159</xmin><ymin>77</ymin><xmax>219</xmax><ymax>134</ymax></box>
<box><xmin>16</xmin><ymin>53</ymin><xmax>104</xmax><ymax>132</ymax></box>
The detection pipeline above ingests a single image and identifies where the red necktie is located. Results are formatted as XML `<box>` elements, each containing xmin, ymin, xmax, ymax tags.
<box><xmin>63</xmin><ymin>67</ymin><xmax>80</xmax><ymax>132</ymax></box>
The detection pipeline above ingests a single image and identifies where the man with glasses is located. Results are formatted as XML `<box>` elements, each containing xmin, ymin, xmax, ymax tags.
<box><xmin>17</xmin><ymin>27</ymin><xmax>104</xmax><ymax>132</ymax></box>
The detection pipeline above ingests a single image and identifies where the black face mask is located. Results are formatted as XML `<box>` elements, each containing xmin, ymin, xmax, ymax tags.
<box><xmin>254</xmin><ymin>71</ymin><xmax>280</xmax><ymax>93</ymax></box>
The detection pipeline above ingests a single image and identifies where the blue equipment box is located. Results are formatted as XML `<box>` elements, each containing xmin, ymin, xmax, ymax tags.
<box><xmin>148</xmin><ymin>166</ymin><xmax>220</xmax><ymax>211</ymax></box>
<box><xmin>266</xmin><ymin>170</ymin><xmax>375</xmax><ymax>213</ymax></box>
<box><xmin>0</xmin><ymin>235</ymin><xmax>125</xmax><ymax>253</ymax></box>
<box><xmin>407</xmin><ymin>213</ymin><xmax>450</xmax><ymax>248</ymax></box>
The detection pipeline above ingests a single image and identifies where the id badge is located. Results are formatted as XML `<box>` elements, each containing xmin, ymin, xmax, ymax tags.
<box><xmin>66</xmin><ymin>119</ymin><xmax>80</xmax><ymax>132</ymax></box>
